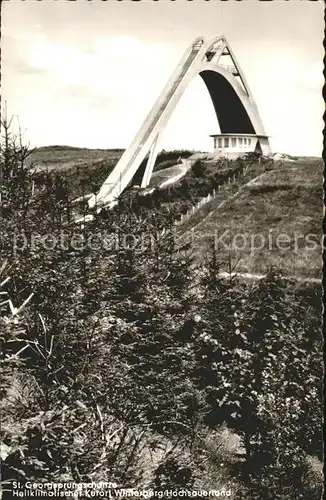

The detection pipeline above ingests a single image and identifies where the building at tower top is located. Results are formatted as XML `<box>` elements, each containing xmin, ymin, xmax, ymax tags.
<box><xmin>210</xmin><ymin>133</ymin><xmax>270</xmax><ymax>159</ymax></box>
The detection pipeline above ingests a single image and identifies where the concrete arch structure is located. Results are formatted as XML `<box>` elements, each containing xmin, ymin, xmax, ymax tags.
<box><xmin>89</xmin><ymin>36</ymin><xmax>271</xmax><ymax>209</ymax></box>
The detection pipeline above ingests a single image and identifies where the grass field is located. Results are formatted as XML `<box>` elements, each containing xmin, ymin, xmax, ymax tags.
<box><xmin>27</xmin><ymin>146</ymin><xmax>124</xmax><ymax>197</ymax></box>
<box><xmin>186</xmin><ymin>160</ymin><xmax>323</xmax><ymax>279</ymax></box>
<box><xmin>28</xmin><ymin>146</ymin><xmax>194</xmax><ymax>197</ymax></box>
<box><xmin>27</xmin><ymin>145</ymin><xmax>124</xmax><ymax>172</ymax></box>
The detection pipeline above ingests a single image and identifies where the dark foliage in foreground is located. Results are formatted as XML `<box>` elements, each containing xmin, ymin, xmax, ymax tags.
<box><xmin>0</xmin><ymin>121</ymin><xmax>322</xmax><ymax>499</ymax></box>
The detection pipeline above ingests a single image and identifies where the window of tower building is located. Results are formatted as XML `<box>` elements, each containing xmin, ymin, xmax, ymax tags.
<box><xmin>231</xmin><ymin>137</ymin><xmax>236</xmax><ymax>148</ymax></box>
<box><xmin>244</xmin><ymin>138</ymin><xmax>247</xmax><ymax>145</ymax></box>
<box><xmin>248</xmin><ymin>138</ymin><xmax>251</xmax><ymax>146</ymax></box>
<box><xmin>224</xmin><ymin>137</ymin><xmax>229</xmax><ymax>148</ymax></box>
<box><xmin>218</xmin><ymin>138</ymin><xmax>222</xmax><ymax>148</ymax></box>
<box><xmin>239</xmin><ymin>138</ymin><xmax>243</xmax><ymax>147</ymax></box>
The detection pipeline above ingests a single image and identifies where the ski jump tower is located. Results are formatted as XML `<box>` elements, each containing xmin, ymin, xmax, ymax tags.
<box><xmin>88</xmin><ymin>36</ymin><xmax>271</xmax><ymax>209</ymax></box>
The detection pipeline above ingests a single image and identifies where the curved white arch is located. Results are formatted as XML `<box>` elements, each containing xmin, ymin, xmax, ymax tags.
<box><xmin>89</xmin><ymin>36</ymin><xmax>270</xmax><ymax>209</ymax></box>
<box><xmin>198</xmin><ymin>63</ymin><xmax>266</xmax><ymax>135</ymax></box>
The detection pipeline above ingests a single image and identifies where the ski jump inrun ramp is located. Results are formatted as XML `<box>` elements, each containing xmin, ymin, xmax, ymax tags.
<box><xmin>88</xmin><ymin>35</ymin><xmax>271</xmax><ymax>209</ymax></box>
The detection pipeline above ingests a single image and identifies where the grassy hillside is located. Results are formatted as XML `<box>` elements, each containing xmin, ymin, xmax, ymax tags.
<box><xmin>189</xmin><ymin>160</ymin><xmax>323</xmax><ymax>279</ymax></box>
<box><xmin>28</xmin><ymin>147</ymin><xmax>322</xmax><ymax>279</ymax></box>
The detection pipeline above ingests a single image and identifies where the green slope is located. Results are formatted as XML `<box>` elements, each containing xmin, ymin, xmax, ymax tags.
<box><xmin>189</xmin><ymin>160</ymin><xmax>323</xmax><ymax>279</ymax></box>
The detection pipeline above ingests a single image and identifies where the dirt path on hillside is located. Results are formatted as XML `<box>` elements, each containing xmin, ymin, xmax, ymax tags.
<box><xmin>159</xmin><ymin>169</ymin><xmax>189</xmax><ymax>188</ymax></box>
<box><xmin>150</xmin><ymin>160</ymin><xmax>193</xmax><ymax>188</ymax></box>
<box><xmin>218</xmin><ymin>271</ymin><xmax>321</xmax><ymax>284</ymax></box>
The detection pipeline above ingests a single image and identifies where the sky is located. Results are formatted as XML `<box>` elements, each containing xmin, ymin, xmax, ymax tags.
<box><xmin>1</xmin><ymin>0</ymin><xmax>324</xmax><ymax>156</ymax></box>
